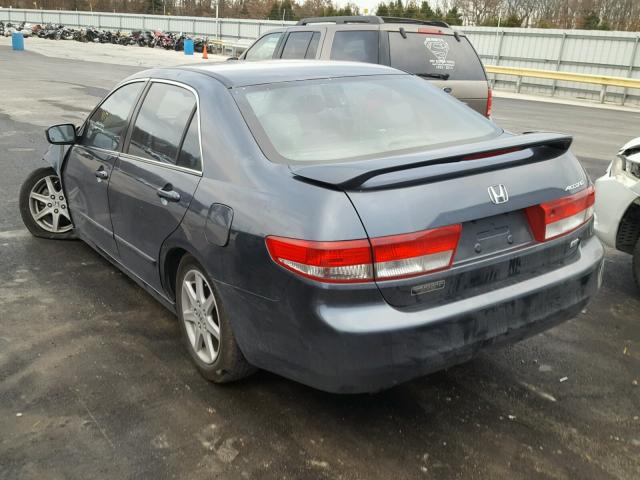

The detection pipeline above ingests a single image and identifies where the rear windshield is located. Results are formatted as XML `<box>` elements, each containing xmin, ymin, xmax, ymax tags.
<box><xmin>235</xmin><ymin>75</ymin><xmax>500</xmax><ymax>164</ymax></box>
<box><xmin>389</xmin><ymin>33</ymin><xmax>486</xmax><ymax>81</ymax></box>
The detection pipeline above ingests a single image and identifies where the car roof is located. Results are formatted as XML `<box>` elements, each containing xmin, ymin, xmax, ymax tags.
<box><xmin>176</xmin><ymin>60</ymin><xmax>406</xmax><ymax>88</ymax></box>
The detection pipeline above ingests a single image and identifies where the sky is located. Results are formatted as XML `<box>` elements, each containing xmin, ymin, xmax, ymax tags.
<box><xmin>335</xmin><ymin>0</ymin><xmax>447</xmax><ymax>16</ymax></box>
<box><xmin>349</xmin><ymin>0</ymin><xmax>381</xmax><ymax>14</ymax></box>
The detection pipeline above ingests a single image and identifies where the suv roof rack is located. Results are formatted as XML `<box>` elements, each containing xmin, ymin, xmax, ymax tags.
<box><xmin>379</xmin><ymin>17</ymin><xmax>450</xmax><ymax>28</ymax></box>
<box><xmin>296</xmin><ymin>15</ymin><xmax>450</xmax><ymax>28</ymax></box>
<box><xmin>297</xmin><ymin>16</ymin><xmax>383</xmax><ymax>25</ymax></box>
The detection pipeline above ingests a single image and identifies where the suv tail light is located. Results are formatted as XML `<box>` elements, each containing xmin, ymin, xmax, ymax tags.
<box><xmin>525</xmin><ymin>186</ymin><xmax>595</xmax><ymax>242</ymax></box>
<box><xmin>417</xmin><ymin>27</ymin><xmax>444</xmax><ymax>35</ymax></box>
<box><xmin>485</xmin><ymin>88</ymin><xmax>493</xmax><ymax>117</ymax></box>
<box><xmin>266</xmin><ymin>224</ymin><xmax>462</xmax><ymax>283</ymax></box>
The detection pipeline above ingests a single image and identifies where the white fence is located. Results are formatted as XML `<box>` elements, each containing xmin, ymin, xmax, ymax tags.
<box><xmin>463</xmin><ymin>27</ymin><xmax>640</xmax><ymax>106</ymax></box>
<box><xmin>0</xmin><ymin>7</ymin><xmax>293</xmax><ymax>44</ymax></box>
<box><xmin>2</xmin><ymin>8</ymin><xmax>639</xmax><ymax>106</ymax></box>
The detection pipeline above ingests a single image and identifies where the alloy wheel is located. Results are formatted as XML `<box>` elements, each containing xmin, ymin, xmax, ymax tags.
<box><xmin>28</xmin><ymin>175</ymin><xmax>73</xmax><ymax>234</ymax></box>
<box><xmin>181</xmin><ymin>269</ymin><xmax>221</xmax><ymax>364</ymax></box>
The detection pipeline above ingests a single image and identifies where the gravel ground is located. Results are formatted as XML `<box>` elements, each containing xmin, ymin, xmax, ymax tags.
<box><xmin>0</xmin><ymin>35</ymin><xmax>227</xmax><ymax>67</ymax></box>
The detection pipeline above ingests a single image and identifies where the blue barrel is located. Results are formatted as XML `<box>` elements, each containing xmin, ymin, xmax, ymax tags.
<box><xmin>184</xmin><ymin>39</ymin><xmax>194</xmax><ymax>56</ymax></box>
<box><xmin>12</xmin><ymin>32</ymin><xmax>25</xmax><ymax>51</ymax></box>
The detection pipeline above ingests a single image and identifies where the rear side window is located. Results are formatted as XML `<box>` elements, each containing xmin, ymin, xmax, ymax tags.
<box><xmin>128</xmin><ymin>83</ymin><xmax>196</xmax><ymax>166</ymax></box>
<box><xmin>306</xmin><ymin>32</ymin><xmax>321</xmax><ymax>58</ymax></box>
<box><xmin>281</xmin><ymin>32</ymin><xmax>313</xmax><ymax>59</ymax></box>
<box><xmin>244</xmin><ymin>32</ymin><xmax>281</xmax><ymax>61</ymax></box>
<box><xmin>81</xmin><ymin>82</ymin><xmax>144</xmax><ymax>151</ymax></box>
<box><xmin>177</xmin><ymin>114</ymin><xmax>202</xmax><ymax>171</ymax></box>
<box><xmin>389</xmin><ymin>33</ymin><xmax>486</xmax><ymax>81</ymax></box>
<box><xmin>280</xmin><ymin>31</ymin><xmax>321</xmax><ymax>59</ymax></box>
<box><xmin>330</xmin><ymin>31</ymin><xmax>378</xmax><ymax>63</ymax></box>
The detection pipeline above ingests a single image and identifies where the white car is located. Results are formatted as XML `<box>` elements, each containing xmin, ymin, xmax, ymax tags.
<box><xmin>594</xmin><ymin>137</ymin><xmax>640</xmax><ymax>288</ymax></box>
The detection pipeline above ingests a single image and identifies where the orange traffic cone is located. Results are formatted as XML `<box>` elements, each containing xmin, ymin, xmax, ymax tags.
<box><xmin>202</xmin><ymin>41</ymin><xmax>209</xmax><ymax>60</ymax></box>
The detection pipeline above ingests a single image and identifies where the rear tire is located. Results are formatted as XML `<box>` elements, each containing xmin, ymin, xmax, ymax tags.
<box><xmin>176</xmin><ymin>254</ymin><xmax>255</xmax><ymax>383</ymax></box>
<box><xmin>19</xmin><ymin>167</ymin><xmax>75</xmax><ymax>240</ymax></box>
<box><xmin>633</xmin><ymin>238</ymin><xmax>640</xmax><ymax>292</ymax></box>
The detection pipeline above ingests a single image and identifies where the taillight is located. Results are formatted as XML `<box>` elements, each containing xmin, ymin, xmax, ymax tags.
<box><xmin>463</xmin><ymin>147</ymin><xmax>522</xmax><ymax>161</ymax></box>
<box><xmin>525</xmin><ymin>186</ymin><xmax>595</xmax><ymax>242</ymax></box>
<box><xmin>418</xmin><ymin>27</ymin><xmax>443</xmax><ymax>34</ymax></box>
<box><xmin>485</xmin><ymin>88</ymin><xmax>493</xmax><ymax>117</ymax></box>
<box><xmin>370</xmin><ymin>225</ymin><xmax>462</xmax><ymax>280</ymax></box>
<box><xmin>265</xmin><ymin>224</ymin><xmax>462</xmax><ymax>283</ymax></box>
<box><xmin>265</xmin><ymin>237</ymin><xmax>373</xmax><ymax>283</ymax></box>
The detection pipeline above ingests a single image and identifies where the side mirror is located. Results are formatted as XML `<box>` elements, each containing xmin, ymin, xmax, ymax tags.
<box><xmin>46</xmin><ymin>124</ymin><xmax>76</xmax><ymax>145</ymax></box>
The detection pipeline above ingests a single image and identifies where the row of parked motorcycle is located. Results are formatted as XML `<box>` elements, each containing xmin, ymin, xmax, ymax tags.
<box><xmin>0</xmin><ymin>21</ymin><xmax>213</xmax><ymax>52</ymax></box>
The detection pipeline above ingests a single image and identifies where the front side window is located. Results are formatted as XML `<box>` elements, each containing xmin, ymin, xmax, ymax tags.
<box><xmin>330</xmin><ymin>30</ymin><xmax>378</xmax><ymax>64</ymax></box>
<box><xmin>81</xmin><ymin>81</ymin><xmax>144</xmax><ymax>151</ymax></box>
<box><xmin>127</xmin><ymin>83</ymin><xmax>196</xmax><ymax>166</ymax></box>
<box><xmin>244</xmin><ymin>32</ymin><xmax>282</xmax><ymax>61</ymax></box>
<box><xmin>237</xmin><ymin>75</ymin><xmax>500</xmax><ymax>164</ymax></box>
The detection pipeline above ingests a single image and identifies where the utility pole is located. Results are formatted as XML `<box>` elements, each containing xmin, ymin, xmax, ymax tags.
<box><xmin>493</xmin><ymin>8</ymin><xmax>502</xmax><ymax>65</ymax></box>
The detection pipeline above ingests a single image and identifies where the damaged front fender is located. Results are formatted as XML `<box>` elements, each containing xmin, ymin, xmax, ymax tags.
<box><xmin>43</xmin><ymin>143</ymin><xmax>72</xmax><ymax>177</ymax></box>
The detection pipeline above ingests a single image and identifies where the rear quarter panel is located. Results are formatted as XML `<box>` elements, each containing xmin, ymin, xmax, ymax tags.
<box><xmin>159</xmin><ymin>76</ymin><xmax>368</xmax><ymax>301</ymax></box>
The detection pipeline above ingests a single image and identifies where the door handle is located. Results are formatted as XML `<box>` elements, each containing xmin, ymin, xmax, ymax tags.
<box><xmin>156</xmin><ymin>187</ymin><xmax>181</xmax><ymax>203</ymax></box>
<box><xmin>95</xmin><ymin>168</ymin><xmax>109</xmax><ymax>180</ymax></box>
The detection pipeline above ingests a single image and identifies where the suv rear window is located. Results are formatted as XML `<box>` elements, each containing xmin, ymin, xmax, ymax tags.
<box><xmin>389</xmin><ymin>33</ymin><xmax>486</xmax><ymax>81</ymax></box>
<box><xmin>236</xmin><ymin>75</ymin><xmax>499</xmax><ymax>164</ymax></box>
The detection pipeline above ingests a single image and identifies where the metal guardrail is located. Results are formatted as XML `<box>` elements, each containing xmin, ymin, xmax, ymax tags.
<box><xmin>485</xmin><ymin>65</ymin><xmax>640</xmax><ymax>103</ymax></box>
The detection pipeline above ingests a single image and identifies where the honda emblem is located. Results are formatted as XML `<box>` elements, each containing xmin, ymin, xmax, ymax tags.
<box><xmin>488</xmin><ymin>184</ymin><xmax>509</xmax><ymax>204</ymax></box>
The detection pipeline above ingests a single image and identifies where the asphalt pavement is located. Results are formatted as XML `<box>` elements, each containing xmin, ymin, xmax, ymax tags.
<box><xmin>0</xmin><ymin>46</ymin><xmax>639</xmax><ymax>480</ymax></box>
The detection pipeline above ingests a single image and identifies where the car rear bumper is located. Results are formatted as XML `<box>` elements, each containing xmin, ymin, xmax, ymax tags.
<box><xmin>222</xmin><ymin>235</ymin><xmax>604</xmax><ymax>394</ymax></box>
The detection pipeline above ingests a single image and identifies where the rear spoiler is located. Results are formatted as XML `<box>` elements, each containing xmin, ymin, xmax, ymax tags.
<box><xmin>289</xmin><ymin>132</ymin><xmax>573</xmax><ymax>190</ymax></box>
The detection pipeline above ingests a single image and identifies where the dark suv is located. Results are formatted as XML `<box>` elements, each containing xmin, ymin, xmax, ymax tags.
<box><xmin>239</xmin><ymin>16</ymin><xmax>491</xmax><ymax>116</ymax></box>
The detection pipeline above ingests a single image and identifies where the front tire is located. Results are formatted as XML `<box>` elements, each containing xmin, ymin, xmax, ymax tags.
<box><xmin>19</xmin><ymin>167</ymin><xmax>74</xmax><ymax>240</ymax></box>
<box><xmin>176</xmin><ymin>255</ymin><xmax>255</xmax><ymax>383</ymax></box>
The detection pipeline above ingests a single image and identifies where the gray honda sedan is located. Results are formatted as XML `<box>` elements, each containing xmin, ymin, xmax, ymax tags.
<box><xmin>20</xmin><ymin>61</ymin><xmax>604</xmax><ymax>393</ymax></box>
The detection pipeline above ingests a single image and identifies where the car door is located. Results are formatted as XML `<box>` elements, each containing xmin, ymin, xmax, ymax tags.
<box><xmin>108</xmin><ymin>80</ymin><xmax>202</xmax><ymax>293</ymax></box>
<box><xmin>63</xmin><ymin>80</ymin><xmax>146</xmax><ymax>258</ymax></box>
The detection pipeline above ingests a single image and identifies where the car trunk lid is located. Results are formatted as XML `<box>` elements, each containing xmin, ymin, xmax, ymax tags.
<box><xmin>291</xmin><ymin>132</ymin><xmax>590</xmax><ymax>308</ymax></box>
